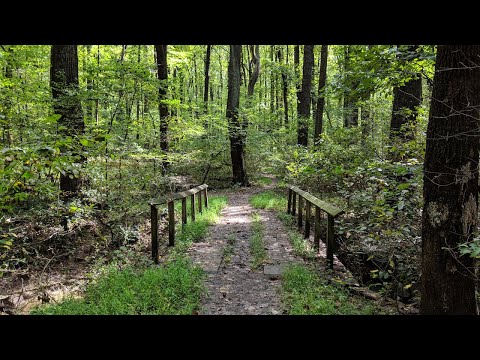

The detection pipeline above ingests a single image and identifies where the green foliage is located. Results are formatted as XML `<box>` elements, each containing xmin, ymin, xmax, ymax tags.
<box><xmin>250</xmin><ymin>212</ymin><xmax>267</xmax><ymax>269</ymax></box>
<box><xmin>281</xmin><ymin>264</ymin><xmax>379</xmax><ymax>315</ymax></box>
<box><xmin>31</xmin><ymin>256</ymin><xmax>205</xmax><ymax>315</ymax></box>
<box><xmin>249</xmin><ymin>191</ymin><xmax>287</xmax><ymax>212</ymax></box>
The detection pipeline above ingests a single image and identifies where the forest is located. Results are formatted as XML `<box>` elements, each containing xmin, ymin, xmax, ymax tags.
<box><xmin>0</xmin><ymin>44</ymin><xmax>479</xmax><ymax>315</ymax></box>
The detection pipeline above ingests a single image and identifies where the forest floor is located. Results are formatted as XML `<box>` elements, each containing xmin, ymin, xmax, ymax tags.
<box><xmin>189</xmin><ymin>176</ymin><xmax>356</xmax><ymax>315</ymax></box>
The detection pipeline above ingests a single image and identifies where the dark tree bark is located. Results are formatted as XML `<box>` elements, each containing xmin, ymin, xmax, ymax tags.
<box><xmin>297</xmin><ymin>45</ymin><xmax>314</xmax><ymax>146</ymax></box>
<box><xmin>421</xmin><ymin>45</ymin><xmax>480</xmax><ymax>315</ymax></box>
<box><xmin>155</xmin><ymin>45</ymin><xmax>169</xmax><ymax>172</ymax></box>
<box><xmin>50</xmin><ymin>45</ymin><xmax>84</xmax><ymax>197</ymax></box>
<box><xmin>294</xmin><ymin>45</ymin><xmax>301</xmax><ymax>112</ymax></box>
<box><xmin>314</xmin><ymin>45</ymin><xmax>328</xmax><ymax>143</ymax></box>
<box><xmin>204</xmin><ymin>45</ymin><xmax>212</xmax><ymax>113</ymax></box>
<box><xmin>390</xmin><ymin>45</ymin><xmax>422</xmax><ymax>140</ymax></box>
<box><xmin>276</xmin><ymin>46</ymin><xmax>289</xmax><ymax>125</ymax></box>
<box><xmin>227</xmin><ymin>45</ymin><xmax>249</xmax><ymax>186</ymax></box>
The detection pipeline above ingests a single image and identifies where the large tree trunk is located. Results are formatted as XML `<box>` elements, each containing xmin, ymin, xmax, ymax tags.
<box><xmin>421</xmin><ymin>45</ymin><xmax>480</xmax><ymax>315</ymax></box>
<box><xmin>297</xmin><ymin>45</ymin><xmax>314</xmax><ymax>146</ymax></box>
<box><xmin>227</xmin><ymin>45</ymin><xmax>249</xmax><ymax>186</ymax></box>
<box><xmin>390</xmin><ymin>45</ymin><xmax>422</xmax><ymax>140</ymax></box>
<box><xmin>50</xmin><ymin>45</ymin><xmax>84</xmax><ymax>197</ymax></box>
<box><xmin>155</xmin><ymin>45</ymin><xmax>169</xmax><ymax>172</ymax></box>
<box><xmin>314</xmin><ymin>45</ymin><xmax>328</xmax><ymax>143</ymax></box>
<box><xmin>204</xmin><ymin>45</ymin><xmax>212</xmax><ymax>113</ymax></box>
<box><xmin>276</xmin><ymin>46</ymin><xmax>289</xmax><ymax>125</ymax></box>
<box><xmin>294</xmin><ymin>45</ymin><xmax>301</xmax><ymax>116</ymax></box>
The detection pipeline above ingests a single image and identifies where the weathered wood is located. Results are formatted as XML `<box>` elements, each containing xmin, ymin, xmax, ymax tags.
<box><xmin>181</xmin><ymin>197</ymin><xmax>187</xmax><ymax>228</ymax></box>
<box><xmin>288</xmin><ymin>185</ymin><xmax>343</xmax><ymax>217</ymax></box>
<box><xmin>191</xmin><ymin>193</ymin><xmax>196</xmax><ymax>222</ymax></box>
<box><xmin>314</xmin><ymin>206</ymin><xmax>321</xmax><ymax>251</ymax></box>
<box><xmin>327</xmin><ymin>214</ymin><xmax>334</xmax><ymax>269</ymax></box>
<box><xmin>292</xmin><ymin>192</ymin><xmax>297</xmax><ymax>216</ymax></box>
<box><xmin>305</xmin><ymin>200</ymin><xmax>311</xmax><ymax>239</ymax></box>
<box><xmin>198</xmin><ymin>191</ymin><xmax>203</xmax><ymax>213</ymax></box>
<box><xmin>204</xmin><ymin>188</ymin><xmax>208</xmax><ymax>208</ymax></box>
<box><xmin>297</xmin><ymin>195</ymin><xmax>303</xmax><ymax>229</ymax></box>
<box><xmin>287</xmin><ymin>188</ymin><xmax>292</xmax><ymax>214</ymax></box>
<box><xmin>150</xmin><ymin>184</ymin><xmax>208</xmax><ymax>205</ymax></box>
<box><xmin>151</xmin><ymin>205</ymin><xmax>159</xmax><ymax>263</ymax></box>
<box><xmin>168</xmin><ymin>200</ymin><xmax>175</xmax><ymax>246</ymax></box>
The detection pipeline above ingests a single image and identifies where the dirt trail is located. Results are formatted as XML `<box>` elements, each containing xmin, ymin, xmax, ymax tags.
<box><xmin>188</xmin><ymin>178</ymin><xmax>305</xmax><ymax>315</ymax></box>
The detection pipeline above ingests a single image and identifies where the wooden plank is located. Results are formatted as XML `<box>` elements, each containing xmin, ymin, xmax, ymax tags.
<box><xmin>204</xmin><ymin>188</ymin><xmax>208</xmax><ymax>208</ymax></box>
<box><xmin>191</xmin><ymin>193</ymin><xmax>196</xmax><ymax>222</ymax></box>
<box><xmin>182</xmin><ymin>197</ymin><xmax>187</xmax><ymax>228</ymax></box>
<box><xmin>168</xmin><ymin>200</ymin><xmax>175</xmax><ymax>246</ymax></box>
<box><xmin>327</xmin><ymin>214</ymin><xmax>334</xmax><ymax>269</ymax></box>
<box><xmin>151</xmin><ymin>205</ymin><xmax>159</xmax><ymax>264</ymax></box>
<box><xmin>150</xmin><ymin>184</ymin><xmax>208</xmax><ymax>205</ymax></box>
<box><xmin>305</xmin><ymin>200</ymin><xmax>311</xmax><ymax>239</ymax></box>
<box><xmin>198</xmin><ymin>191</ymin><xmax>203</xmax><ymax>213</ymax></box>
<box><xmin>297</xmin><ymin>195</ymin><xmax>303</xmax><ymax>229</ymax></box>
<box><xmin>314</xmin><ymin>206</ymin><xmax>321</xmax><ymax>251</ymax></box>
<box><xmin>292</xmin><ymin>192</ymin><xmax>297</xmax><ymax>216</ymax></box>
<box><xmin>288</xmin><ymin>185</ymin><xmax>343</xmax><ymax>217</ymax></box>
<box><xmin>287</xmin><ymin>188</ymin><xmax>292</xmax><ymax>214</ymax></box>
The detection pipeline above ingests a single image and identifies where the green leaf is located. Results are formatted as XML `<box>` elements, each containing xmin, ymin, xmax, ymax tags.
<box><xmin>21</xmin><ymin>171</ymin><xmax>33</xmax><ymax>179</ymax></box>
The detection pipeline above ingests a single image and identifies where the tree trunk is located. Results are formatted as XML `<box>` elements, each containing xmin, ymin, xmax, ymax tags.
<box><xmin>204</xmin><ymin>45</ymin><xmax>212</xmax><ymax>114</ymax></box>
<box><xmin>294</xmin><ymin>45</ymin><xmax>301</xmax><ymax>115</ymax></box>
<box><xmin>421</xmin><ymin>45</ymin><xmax>480</xmax><ymax>315</ymax></box>
<box><xmin>297</xmin><ymin>45</ymin><xmax>314</xmax><ymax>147</ymax></box>
<box><xmin>227</xmin><ymin>45</ymin><xmax>249</xmax><ymax>186</ymax></box>
<box><xmin>155</xmin><ymin>45</ymin><xmax>169</xmax><ymax>172</ymax></box>
<box><xmin>314</xmin><ymin>45</ymin><xmax>328</xmax><ymax>143</ymax></box>
<box><xmin>390</xmin><ymin>45</ymin><xmax>422</xmax><ymax>140</ymax></box>
<box><xmin>50</xmin><ymin>45</ymin><xmax>84</xmax><ymax>197</ymax></box>
<box><xmin>276</xmin><ymin>46</ymin><xmax>289</xmax><ymax>125</ymax></box>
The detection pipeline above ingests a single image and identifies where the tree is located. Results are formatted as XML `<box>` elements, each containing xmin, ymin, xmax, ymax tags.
<box><xmin>314</xmin><ymin>45</ymin><xmax>328</xmax><ymax>143</ymax></box>
<box><xmin>50</xmin><ymin>45</ymin><xmax>84</xmax><ymax>197</ymax></box>
<box><xmin>226</xmin><ymin>45</ymin><xmax>248</xmax><ymax>186</ymax></box>
<box><xmin>297</xmin><ymin>45</ymin><xmax>314</xmax><ymax>146</ymax></box>
<box><xmin>155</xmin><ymin>45</ymin><xmax>168</xmax><ymax>172</ymax></box>
<box><xmin>276</xmin><ymin>46</ymin><xmax>289</xmax><ymax>125</ymax></box>
<box><xmin>390</xmin><ymin>45</ymin><xmax>422</xmax><ymax>140</ymax></box>
<box><xmin>421</xmin><ymin>45</ymin><xmax>480</xmax><ymax>314</ymax></box>
<box><xmin>203</xmin><ymin>45</ymin><xmax>212</xmax><ymax>113</ymax></box>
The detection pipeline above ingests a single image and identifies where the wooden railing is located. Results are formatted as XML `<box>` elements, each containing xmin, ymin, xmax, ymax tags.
<box><xmin>149</xmin><ymin>184</ymin><xmax>208</xmax><ymax>264</ymax></box>
<box><xmin>287</xmin><ymin>185</ymin><xmax>344</xmax><ymax>269</ymax></box>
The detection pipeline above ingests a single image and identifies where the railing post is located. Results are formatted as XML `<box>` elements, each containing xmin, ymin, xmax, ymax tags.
<box><xmin>191</xmin><ymin>193</ymin><xmax>196</xmax><ymax>222</ymax></box>
<box><xmin>168</xmin><ymin>200</ymin><xmax>175</xmax><ymax>246</ymax></box>
<box><xmin>314</xmin><ymin>206</ymin><xmax>321</xmax><ymax>252</ymax></box>
<box><xmin>297</xmin><ymin>195</ymin><xmax>303</xmax><ymax>229</ymax></box>
<box><xmin>305</xmin><ymin>200</ymin><xmax>311</xmax><ymax>239</ymax></box>
<box><xmin>151</xmin><ymin>204</ymin><xmax>159</xmax><ymax>264</ymax></box>
<box><xmin>204</xmin><ymin>187</ymin><xmax>208</xmax><ymax>208</ymax></box>
<box><xmin>292</xmin><ymin>192</ymin><xmax>297</xmax><ymax>216</ymax></box>
<box><xmin>198</xmin><ymin>190</ymin><xmax>203</xmax><ymax>213</ymax></box>
<box><xmin>181</xmin><ymin>197</ymin><xmax>187</xmax><ymax>229</ymax></box>
<box><xmin>327</xmin><ymin>214</ymin><xmax>335</xmax><ymax>269</ymax></box>
<box><xmin>287</xmin><ymin>188</ymin><xmax>292</xmax><ymax>214</ymax></box>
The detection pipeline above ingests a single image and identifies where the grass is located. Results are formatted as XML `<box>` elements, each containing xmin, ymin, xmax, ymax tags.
<box><xmin>31</xmin><ymin>256</ymin><xmax>205</xmax><ymax>315</ymax></box>
<box><xmin>176</xmin><ymin>195</ymin><xmax>227</xmax><ymax>245</ymax></box>
<box><xmin>222</xmin><ymin>233</ymin><xmax>236</xmax><ymax>265</ymax></box>
<box><xmin>255</xmin><ymin>176</ymin><xmax>273</xmax><ymax>186</ymax></box>
<box><xmin>281</xmin><ymin>264</ymin><xmax>379</xmax><ymax>315</ymax></box>
<box><xmin>277</xmin><ymin>212</ymin><xmax>316</xmax><ymax>260</ymax></box>
<box><xmin>250</xmin><ymin>212</ymin><xmax>268</xmax><ymax>269</ymax></box>
<box><xmin>249</xmin><ymin>190</ymin><xmax>287</xmax><ymax>211</ymax></box>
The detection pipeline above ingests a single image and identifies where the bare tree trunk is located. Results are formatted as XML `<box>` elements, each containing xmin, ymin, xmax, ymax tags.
<box><xmin>277</xmin><ymin>46</ymin><xmax>289</xmax><ymax>125</ymax></box>
<box><xmin>314</xmin><ymin>45</ymin><xmax>328</xmax><ymax>143</ymax></box>
<box><xmin>297</xmin><ymin>45</ymin><xmax>314</xmax><ymax>146</ymax></box>
<box><xmin>155</xmin><ymin>45</ymin><xmax>169</xmax><ymax>172</ymax></box>
<box><xmin>343</xmin><ymin>45</ymin><xmax>358</xmax><ymax>127</ymax></box>
<box><xmin>421</xmin><ymin>45</ymin><xmax>480</xmax><ymax>315</ymax></box>
<box><xmin>204</xmin><ymin>45</ymin><xmax>212</xmax><ymax>114</ymax></box>
<box><xmin>50</xmin><ymin>45</ymin><xmax>85</xmax><ymax>197</ymax></box>
<box><xmin>227</xmin><ymin>45</ymin><xmax>249</xmax><ymax>186</ymax></box>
